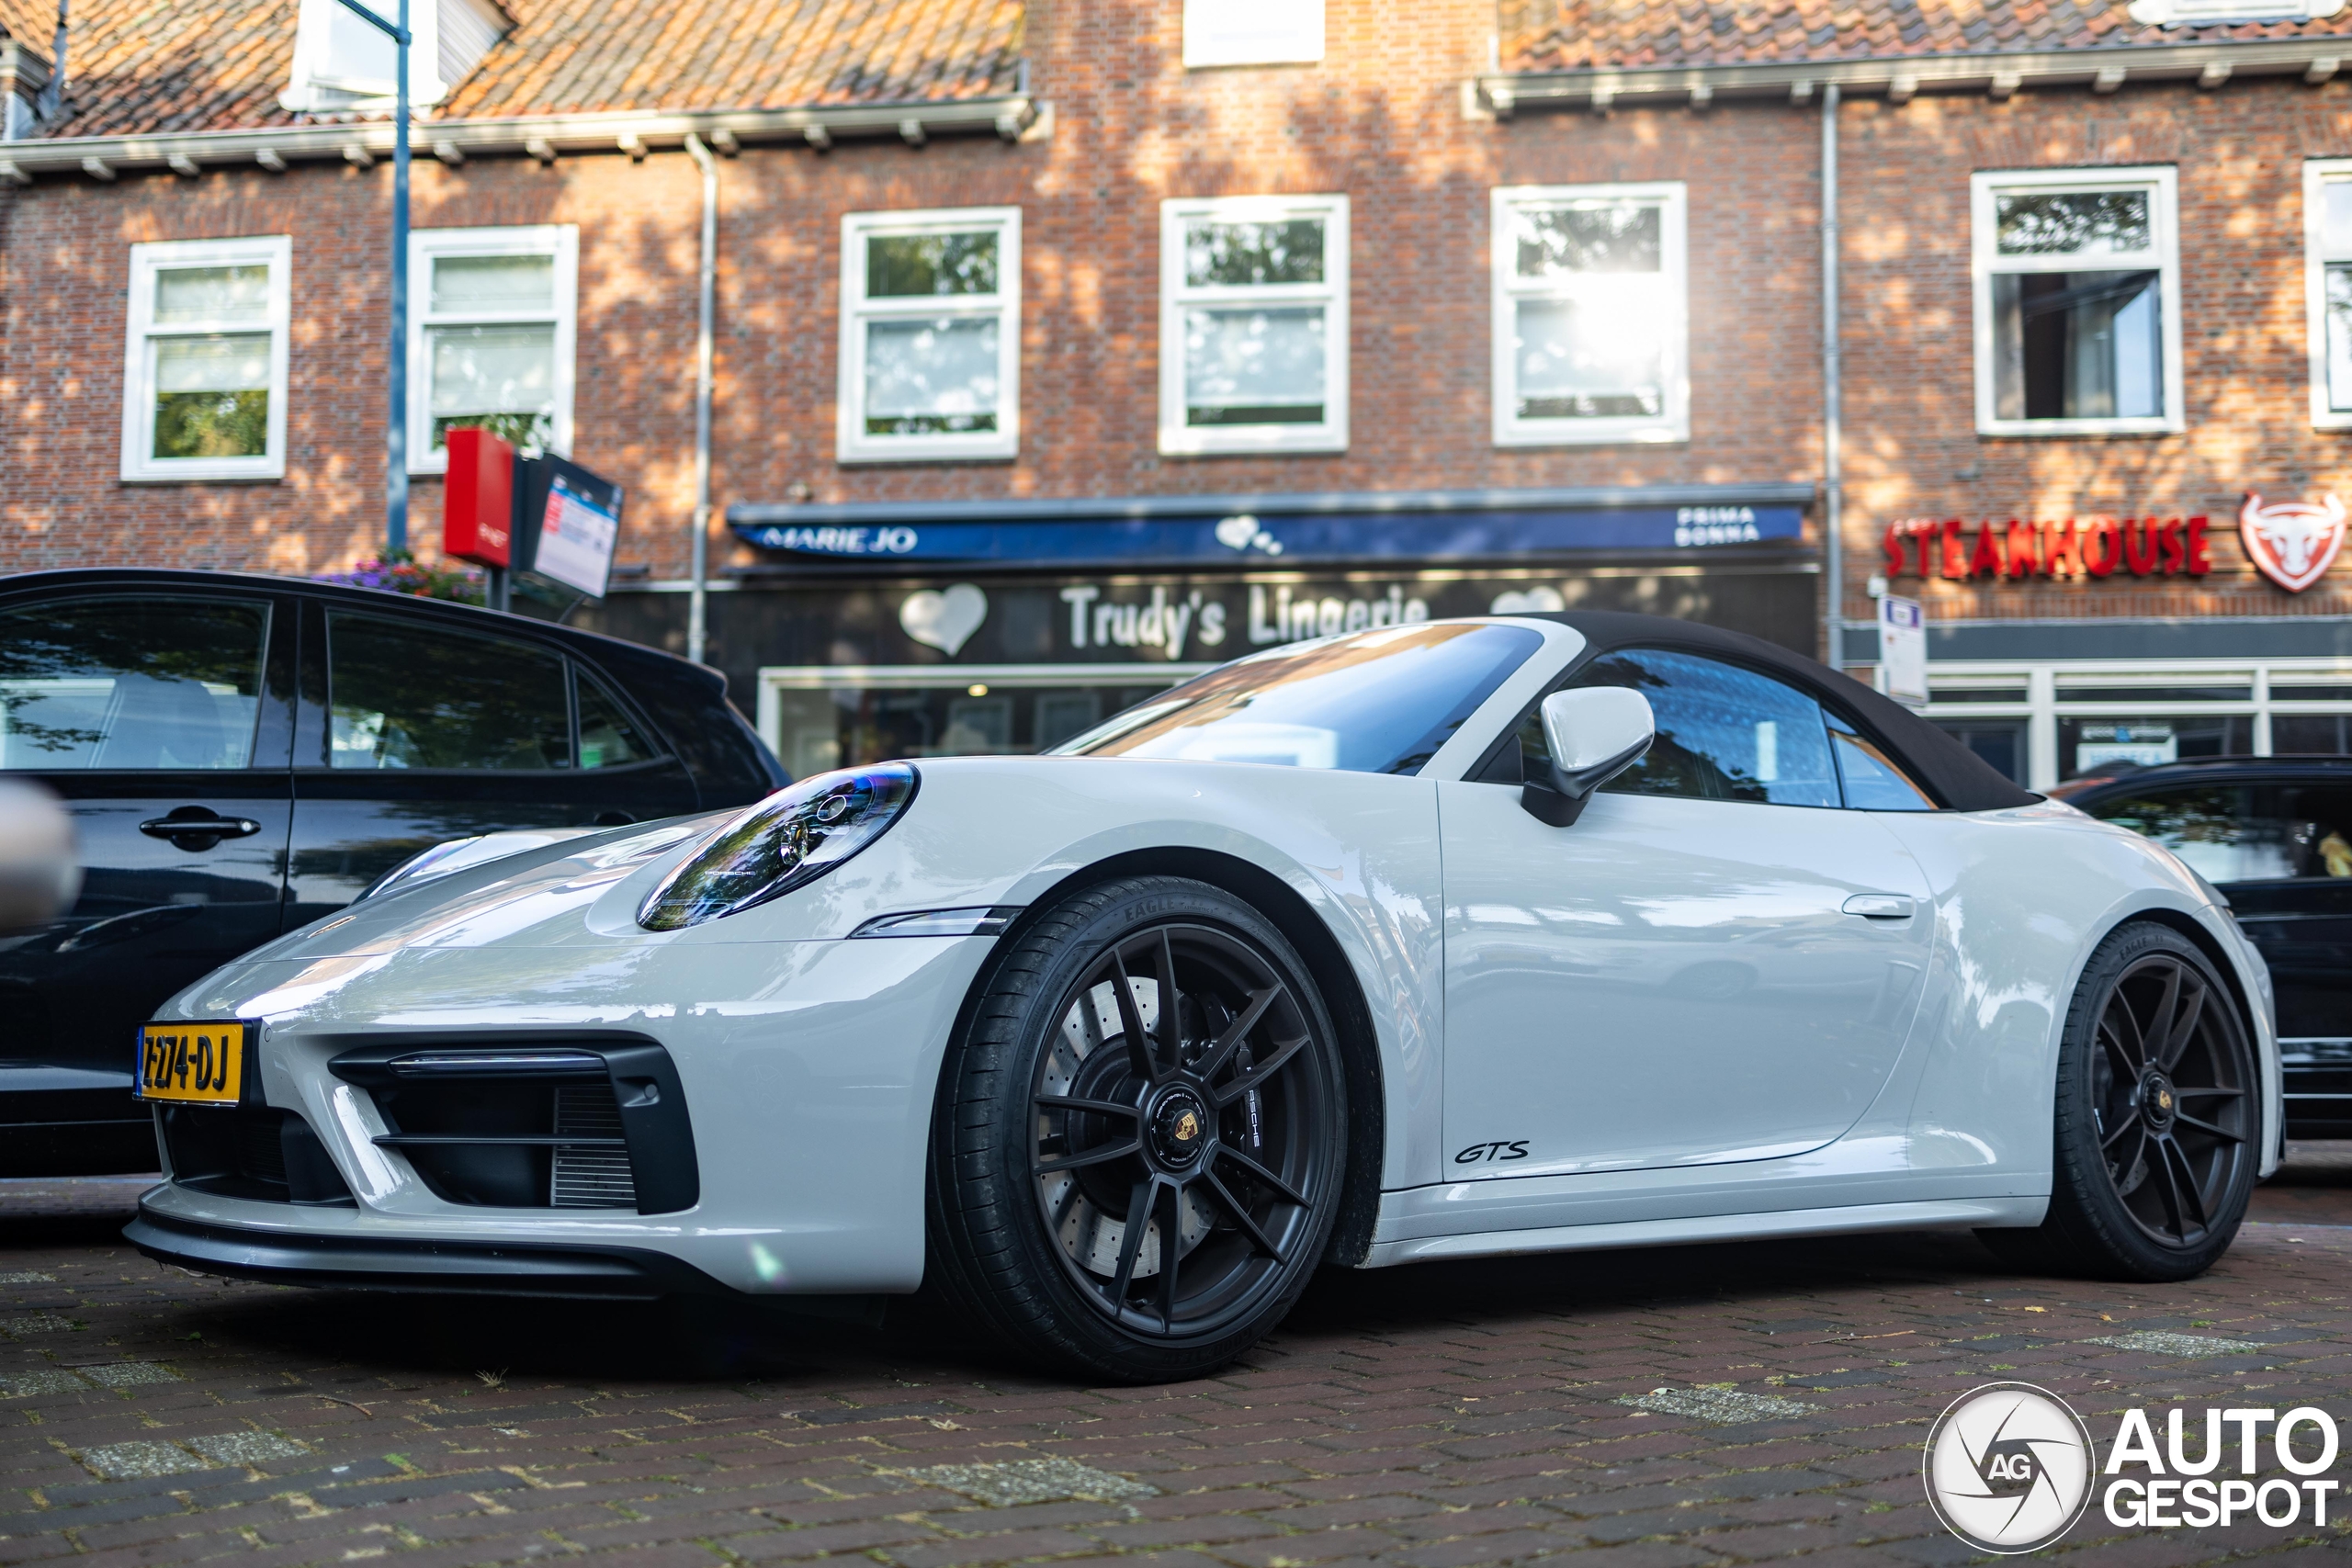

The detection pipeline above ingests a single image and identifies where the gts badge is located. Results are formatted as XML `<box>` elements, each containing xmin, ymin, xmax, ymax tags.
<box><xmin>1455</xmin><ymin>1140</ymin><xmax>1531</xmax><ymax>1165</ymax></box>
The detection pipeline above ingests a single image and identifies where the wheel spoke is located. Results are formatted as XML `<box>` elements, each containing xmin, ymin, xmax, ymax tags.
<box><xmin>1037</xmin><ymin>1139</ymin><xmax>1141</xmax><ymax>1175</ymax></box>
<box><xmin>1194</xmin><ymin>986</ymin><xmax>1283</xmax><ymax>1085</ymax></box>
<box><xmin>2150</xmin><ymin>1135</ymin><xmax>2193</xmax><ymax>1241</ymax></box>
<box><xmin>1153</xmin><ymin>929</ymin><xmax>1183</xmax><ymax>1078</ymax></box>
<box><xmin>2097</xmin><ymin>1019</ymin><xmax>2141</xmax><ymax>1083</ymax></box>
<box><xmin>2160</xmin><ymin>1134</ymin><xmax>2211</xmax><ymax>1232</ymax></box>
<box><xmin>1213</xmin><ymin>1033</ymin><xmax>1307</xmax><ymax>1107</ymax></box>
<box><xmin>1105</xmin><ymin>946</ymin><xmax>1157</xmax><ymax>1083</ymax></box>
<box><xmin>1036</xmin><ymin>1095</ymin><xmax>1143</xmax><ymax>1120</ymax></box>
<box><xmin>1049</xmin><ymin>1174</ymin><xmax>1083</xmax><ymax>1230</ymax></box>
<box><xmin>2107</xmin><ymin>1122</ymin><xmax>2147</xmax><ymax>1191</ymax></box>
<box><xmin>2173</xmin><ymin>1085</ymin><xmax>2244</xmax><ymax>1100</ymax></box>
<box><xmin>2099</xmin><ymin>1109</ymin><xmax>2142</xmax><ymax>1151</ymax></box>
<box><xmin>2104</xmin><ymin>993</ymin><xmax>2147</xmax><ymax>1074</ymax></box>
<box><xmin>1109</xmin><ymin>1178</ymin><xmax>1156</xmax><ymax>1306</ymax></box>
<box><xmin>1201</xmin><ymin>1168</ymin><xmax>1285</xmax><ymax>1262</ymax></box>
<box><xmin>2156</xmin><ymin>973</ymin><xmax>2207</xmax><ymax>1072</ymax></box>
<box><xmin>1155</xmin><ymin>1179</ymin><xmax>1183</xmax><ymax>1331</ymax></box>
<box><xmin>2143</xmin><ymin>963</ymin><xmax>2184</xmax><ymax>1073</ymax></box>
<box><xmin>2174</xmin><ymin>1111</ymin><xmax>2242</xmax><ymax>1144</ymax></box>
<box><xmin>1215</xmin><ymin>1143</ymin><xmax>1308</xmax><ymax>1206</ymax></box>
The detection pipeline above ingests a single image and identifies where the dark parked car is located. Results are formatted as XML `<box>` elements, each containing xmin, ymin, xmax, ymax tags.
<box><xmin>0</xmin><ymin>569</ymin><xmax>786</xmax><ymax>1176</ymax></box>
<box><xmin>2063</xmin><ymin>757</ymin><xmax>2352</xmax><ymax>1138</ymax></box>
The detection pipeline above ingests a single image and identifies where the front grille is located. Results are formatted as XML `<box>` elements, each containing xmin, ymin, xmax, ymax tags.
<box><xmin>162</xmin><ymin>1106</ymin><xmax>355</xmax><ymax>1206</ymax></box>
<box><xmin>551</xmin><ymin>1087</ymin><xmax>637</xmax><ymax>1208</ymax></box>
<box><xmin>325</xmin><ymin>1037</ymin><xmax>696</xmax><ymax>1214</ymax></box>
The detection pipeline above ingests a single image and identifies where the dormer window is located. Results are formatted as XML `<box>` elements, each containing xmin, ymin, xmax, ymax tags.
<box><xmin>281</xmin><ymin>0</ymin><xmax>506</xmax><ymax>114</ymax></box>
<box><xmin>2125</xmin><ymin>0</ymin><xmax>2341</xmax><ymax>22</ymax></box>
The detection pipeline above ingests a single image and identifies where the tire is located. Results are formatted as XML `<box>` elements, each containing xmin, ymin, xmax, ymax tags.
<box><xmin>1978</xmin><ymin>921</ymin><xmax>2258</xmax><ymax>1280</ymax></box>
<box><xmin>925</xmin><ymin>875</ymin><xmax>1348</xmax><ymax>1382</ymax></box>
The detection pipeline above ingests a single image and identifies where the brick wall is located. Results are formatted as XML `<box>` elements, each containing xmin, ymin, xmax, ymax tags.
<box><xmin>6</xmin><ymin>0</ymin><xmax>2351</xmax><ymax>632</ymax></box>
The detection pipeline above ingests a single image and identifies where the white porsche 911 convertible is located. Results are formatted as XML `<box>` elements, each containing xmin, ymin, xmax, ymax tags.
<box><xmin>129</xmin><ymin>612</ymin><xmax>2279</xmax><ymax>1382</ymax></box>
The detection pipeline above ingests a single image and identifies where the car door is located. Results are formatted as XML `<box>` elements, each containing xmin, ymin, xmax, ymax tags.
<box><xmin>1438</xmin><ymin>647</ymin><xmax>1935</xmax><ymax>1177</ymax></box>
<box><xmin>0</xmin><ymin>587</ymin><xmax>295</xmax><ymax>1164</ymax></box>
<box><xmin>2084</xmin><ymin>778</ymin><xmax>2352</xmax><ymax>1132</ymax></box>
<box><xmin>285</xmin><ymin>598</ymin><xmax>701</xmax><ymax>922</ymax></box>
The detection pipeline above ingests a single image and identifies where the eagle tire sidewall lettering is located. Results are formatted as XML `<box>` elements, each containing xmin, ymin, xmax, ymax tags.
<box><xmin>1454</xmin><ymin>1141</ymin><xmax>1531</xmax><ymax>1165</ymax></box>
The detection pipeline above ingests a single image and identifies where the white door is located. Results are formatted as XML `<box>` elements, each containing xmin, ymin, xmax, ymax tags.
<box><xmin>1440</xmin><ymin>646</ymin><xmax>1937</xmax><ymax>1178</ymax></box>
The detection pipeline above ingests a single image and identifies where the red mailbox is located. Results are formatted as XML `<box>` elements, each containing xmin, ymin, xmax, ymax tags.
<box><xmin>443</xmin><ymin>426</ymin><xmax>514</xmax><ymax>568</ymax></box>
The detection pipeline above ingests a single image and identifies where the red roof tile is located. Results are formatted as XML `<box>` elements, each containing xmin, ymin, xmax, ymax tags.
<box><xmin>1502</xmin><ymin>0</ymin><xmax>2352</xmax><ymax>71</ymax></box>
<box><xmin>22</xmin><ymin>0</ymin><xmax>1022</xmax><ymax>139</ymax></box>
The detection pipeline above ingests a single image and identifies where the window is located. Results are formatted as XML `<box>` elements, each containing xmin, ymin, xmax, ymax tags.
<box><xmin>281</xmin><ymin>0</ymin><xmax>505</xmax><ymax>113</ymax></box>
<box><xmin>1491</xmin><ymin>184</ymin><xmax>1688</xmax><ymax>446</ymax></box>
<box><xmin>327</xmin><ymin>612</ymin><xmax>571</xmax><ymax>770</ymax></box>
<box><xmin>1159</xmin><ymin>195</ymin><xmax>1349</xmax><ymax>456</ymax></box>
<box><xmin>0</xmin><ymin>597</ymin><xmax>269</xmax><ymax>770</ymax></box>
<box><xmin>2305</xmin><ymin>161</ymin><xmax>2352</xmax><ymax>429</ymax></box>
<box><xmin>2086</xmin><ymin>784</ymin><xmax>2352</xmax><ymax>884</ymax></box>
<box><xmin>576</xmin><ymin>677</ymin><xmax>652</xmax><ymax>770</ymax></box>
<box><xmin>837</xmin><ymin>208</ymin><xmax>1022</xmax><ymax>464</ymax></box>
<box><xmin>408</xmin><ymin>226</ymin><xmax>578</xmax><ymax>474</ymax></box>
<box><xmin>1973</xmin><ymin>167</ymin><xmax>2182</xmax><ymax>435</ymax></box>
<box><xmin>120</xmin><ymin>237</ymin><xmax>291</xmax><ymax>482</ymax></box>
<box><xmin>1182</xmin><ymin>0</ymin><xmax>1323</xmax><ymax>67</ymax></box>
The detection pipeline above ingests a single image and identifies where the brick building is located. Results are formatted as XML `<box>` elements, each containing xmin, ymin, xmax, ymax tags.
<box><xmin>10</xmin><ymin>0</ymin><xmax>2352</xmax><ymax>789</ymax></box>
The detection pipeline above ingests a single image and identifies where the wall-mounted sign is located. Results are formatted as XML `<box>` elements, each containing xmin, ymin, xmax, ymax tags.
<box><xmin>511</xmin><ymin>455</ymin><xmax>624</xmax><ymax>601</ymax></box>
<box><xmin>1882</xmin><ymin>516</ymin><xmax>2211</xmax><ymax>581</ymax></box>
<box><xmin>1879</xmin><ymin>594</ymin><xmax>1928</xmax><ymax>710</ymax></box>
<box><xmin>2240</xmin><ymin>493</ymin><xmax>2346</xmax><ymax>593</ymax></box>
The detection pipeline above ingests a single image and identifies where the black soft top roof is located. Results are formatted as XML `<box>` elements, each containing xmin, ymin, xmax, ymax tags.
<box><xmin>1523</xmin><ymin>610</ymin><xmax>2039</xmax><ymax>814</ymax></box>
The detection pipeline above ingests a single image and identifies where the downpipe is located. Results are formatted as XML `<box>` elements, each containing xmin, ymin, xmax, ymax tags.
<box><xmin>684</xmin><ymin>132</ymin><xmax>718</xmax><ymax>665</ymax></box>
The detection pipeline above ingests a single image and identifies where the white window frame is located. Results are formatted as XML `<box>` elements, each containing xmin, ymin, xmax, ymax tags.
<box><xmin>1489</xmin><ymin>182</ymin><xmax>1689</xmax><ymax>447</ymax></box>
<box><xmin>1182</xmin><ymin>0</ymin><xmax>1324</xmax><ymax>68</ymax></box>
<box><xmin>119</xmin><ymin>235</ymin><xmax>292</xmax><ymax>483</ymax></box>
<box><xmin>281</xmin><ymin>0</ymin><xmax>504</xmax><ymax>111</ymax></box>
<box><xmin>1159</xmin><ymin>194</ymin><xmax>1349</xmax><ymax>457</ymax></box>
<box><xmin>2304</xmin><ymin>159</ymin><xmax>2352</xmax><ymax>430</ymax></box>
<box><xmin>836</xmin><ymin>207</ymin><xmax>1023</xmax><ymax>465</ymax></box>
<box><xmin>405</xmin><ymin>224</ymin><xmax>578</xmax><ymax>477</ymax></box>
<box><xmin>1972</xmin><ymin>165</ymin><xmax>2184</xmax><ymax>437</ymax></box>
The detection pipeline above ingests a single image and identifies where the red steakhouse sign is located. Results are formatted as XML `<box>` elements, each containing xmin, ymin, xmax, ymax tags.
<box><xmin>1883</xmin><ymin>515</ymin><xmax>2211</xmax><ymax>582</ymax></box>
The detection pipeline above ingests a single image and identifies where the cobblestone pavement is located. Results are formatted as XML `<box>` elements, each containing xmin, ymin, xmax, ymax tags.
<box><xmin>2</xmin><ymin>1154</ymin><xmax>2349</xmax><ymax>1567</ymax></box>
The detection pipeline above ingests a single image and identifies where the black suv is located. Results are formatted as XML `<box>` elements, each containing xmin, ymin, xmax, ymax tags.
<box><xmin>2063</xmin><ymin>757</ymin><xmax>2352</xmax><ymax>1138</ymax></box>
<box><xmin>0</xmin><ymin>570</ymin><xmax>786</xmax><ymax>1176</ymax></box>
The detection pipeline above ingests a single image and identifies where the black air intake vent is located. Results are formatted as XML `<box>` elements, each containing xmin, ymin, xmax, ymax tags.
<box><xmin>325</xmin><ymin>1036</ymin><xmax>695</xmax><ymax>1213</ymax></box>
<box><xmin>162</xmin><ymin>1106</ymin><xmax>356</xmax><ymax>1206</ymax></box>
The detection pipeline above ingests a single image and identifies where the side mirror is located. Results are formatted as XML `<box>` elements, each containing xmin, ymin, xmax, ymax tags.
<box><xmin>1521</xmin><ymin>687</ymin><xmax>1655</xmax><ymax>827</ymax></box>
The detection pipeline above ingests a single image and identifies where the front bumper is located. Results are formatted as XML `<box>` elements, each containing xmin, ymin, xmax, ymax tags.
<box><xmin>125</xmin><ymin>1208</ymin><xmax>729</xmax><ymax>1299</ymax></box>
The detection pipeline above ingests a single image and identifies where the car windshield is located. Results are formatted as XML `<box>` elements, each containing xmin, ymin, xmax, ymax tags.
<box><xmin>1050</xmin><ymin>622</ymin><xmax>1544</xmax><ymax>775</ymax></box>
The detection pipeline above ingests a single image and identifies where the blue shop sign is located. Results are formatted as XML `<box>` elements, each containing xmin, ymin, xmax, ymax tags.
<box><xmin>731</xmin><ymin>503</ymin><xmax>1803</xmax><ymax>569</ymax></box>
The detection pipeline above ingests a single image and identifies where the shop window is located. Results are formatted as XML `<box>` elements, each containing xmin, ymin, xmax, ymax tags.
<box><xmin>281</xmin><ymin>0</ymin><xmax>505</xmax><ymax>112</ymax></box>
<box><xmin>1159</xmin><ymin>195</ymin><xmax>1349</xmax><ymax>456</ymax></box>
<box><xmin>1973</xmin><ymin>168</ymin><xmax>2182</xmax><ymax>436</ymax></box>
<box><xmin>120</xmin><ymin>237</ymin><xmax>292</xmax><ymax>482</ymax></box>
<box><xmin>407</xmin><ymin>226</ymin><xmax>577</xmax><ymax>475</ymax></box>
<box><xmin>837</xmin><ymin>208</ymin><xmax>1022</xmax><ymax>464</ymax></box>
<box><xmin>1182</xmin><ymin>0</ymin><xmax>1322</xmax><ymax>67</ymax></box>
<box><xmin>2304</xmin><ymin>160</ymin><xmax>2352</xmax><ymax>429</ymax></box>
<box><xmin>1490</xmin><ymin>184</ymin><xmax>1689</xmax><ymax>446</ymax></box>
<box><xmin>1933</xmin><ymin>719</ymin><xmax>2029</xmax><ymax>785</ymax></box>
<box><xmin>2063</xmin><ymin>716</ymin><xmax>2250</xmax><ymax>780</ymax></box>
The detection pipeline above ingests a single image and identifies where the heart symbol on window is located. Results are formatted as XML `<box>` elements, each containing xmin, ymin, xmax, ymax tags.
<box><xmin>899</xmin><ymin>583</ymin><xmax>989</xmax><ymax>656</ymax></box>
<box><xmin>1215</xmin><ymin>514</ymin><xmax>1261</xmax><ymax>550</ymax></box>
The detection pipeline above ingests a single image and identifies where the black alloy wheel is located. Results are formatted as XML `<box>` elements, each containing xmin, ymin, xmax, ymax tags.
<box><xmin>1978</xmin><ymin>922</ymin><xmax>2258</xmax><ymax>1281</ymax></box>
<box><xmin>2086</xmin><ymin>948</ymin><xmax>2251</xmax><ymax>1249</ymax></box>
<box><xmin>927</xmin><ymin>876</ymin><xmax>1347</xmax><ymax>1382</ymax></box>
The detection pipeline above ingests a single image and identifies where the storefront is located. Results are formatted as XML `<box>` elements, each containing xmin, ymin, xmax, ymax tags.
<box><xmin>588</xmin><ymin>485</ymin><xmax>1820</xmax><ymax>774</ymax></box>
<box><xmin>1859</xmin><ymin>506</ymin><xmax>2352</xmax><ymax>791</ymax></box>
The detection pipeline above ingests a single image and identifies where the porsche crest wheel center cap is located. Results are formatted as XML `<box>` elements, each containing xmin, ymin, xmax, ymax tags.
<box><xmin>2141</xmin><ymin>1070</ymin><xmax>2177</xmax><ymax>1130</ymax></box>
<box><xmin>1149</xmin><ymin>1089</ymin><xmax>1210</xmax><ymax>1168</ymax></box>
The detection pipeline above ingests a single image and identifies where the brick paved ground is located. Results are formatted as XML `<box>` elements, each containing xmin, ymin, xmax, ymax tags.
<box><xmin>2</xmin><ymin>1154</ymin><xmax>2348</xmax><ymax>1567</ymax></box>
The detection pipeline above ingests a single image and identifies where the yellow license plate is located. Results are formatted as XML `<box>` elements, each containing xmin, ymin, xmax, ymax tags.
<box><xmin>137</xmin><ymin>1023</ymin><xmax>246</xmax><ymax>1106</ymax></box>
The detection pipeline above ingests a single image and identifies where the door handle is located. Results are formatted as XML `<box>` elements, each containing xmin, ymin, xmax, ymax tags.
<box><xmin>1842</xmin><ymin>894</ymin><xmax>1916</xmax><ymax>919</ymax></box>
<box><xmin>140</xmin><ymin>810</ymin><xmax>263</xmax><ymax>850</ymax></box>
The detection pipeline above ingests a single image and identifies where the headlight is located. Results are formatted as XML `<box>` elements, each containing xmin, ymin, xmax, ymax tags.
<box><xmin>638</xmin><ymin>763</ymin><xmax>917</xmax><ymax>931</ymax></box>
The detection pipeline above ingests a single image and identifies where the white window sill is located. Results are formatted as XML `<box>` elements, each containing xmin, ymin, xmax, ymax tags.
<box><xmin>1975</xmin><ymin>418</ymin><xmax>2184</xmax><ymax>438</ymax></box>
<box><xmin>120</xmin><ymin>460</ymin><xmax>285</xmax><ymax>483</ymax></box>
<box><xmin>1158</xmin><ymin>426</ymin><xmax>1347</xmax><ymax>457</ymax></box>
<box><xmin>2312</xmin><ymin>409</ymin><xmax>2352</xmax><ymax>431</ymax></box>
<box><xmin>1494</xmin><ymin>421</ymin><xmax>1689</xmax><ymax>448</ymax></box>
<box><xmin>836</xmin><ymin>434</ymin><xmax>1020</xmax><ymax>466</ymax></box>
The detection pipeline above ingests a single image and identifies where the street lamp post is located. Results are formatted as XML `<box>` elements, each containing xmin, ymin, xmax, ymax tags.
<box><xmin>335</xmin><ymin>0</ymin><xmax>412</xmax><ymax>558</ymax></box>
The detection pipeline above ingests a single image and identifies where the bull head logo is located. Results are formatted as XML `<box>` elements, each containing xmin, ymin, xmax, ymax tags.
<box><xmin>2240</xmin><ymin>493</ymin><xmax>2348</xmax><ymax>593</ymax></box>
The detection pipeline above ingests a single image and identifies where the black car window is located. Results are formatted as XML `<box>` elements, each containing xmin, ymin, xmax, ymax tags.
<box><xmin>2089</xmin><ymin>784</ymin><xmax>2352</xmax><ymax>883</ymax></box>
<box><xmin>328</xmin><ymin>611</ymin><xmax>571</xmax><ymax>770</ymax></box>
<box><xmin>1565</xmin><ymin>649</ymin><xmax>1842</xmax><ymax>807</ymax></box>
<box><xmin>576</xmin><ymin>673</ymin><xmax>654</xmax><ymax>770</ymax></box>
<box><xmin>0</xmin><ymin>596</ymin><xmax>269</xmax><ymax>770</ymax></box>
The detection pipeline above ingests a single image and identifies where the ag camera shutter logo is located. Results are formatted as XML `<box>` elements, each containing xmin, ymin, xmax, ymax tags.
<box><xmin>1924</xmin><ymin>1382</ymin><xmax>2096</xmax><ymax>1553</ymax></box>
